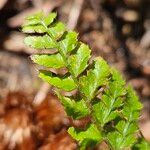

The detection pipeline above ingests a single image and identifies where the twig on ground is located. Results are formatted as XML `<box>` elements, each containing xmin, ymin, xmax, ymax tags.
<box><xmin>33</xmin><ymin>83</ymin><xmax>51</xmax><ymax>106</ymax></box>
<box><xmin>0</xmin><ymin>0</ymin><xmax>7</xmax><ymax>10</ymax></box>
<box><xmin>67</xmin><ymin>0</ymin><xmax>84</xmax><ymax>30</ymax></box>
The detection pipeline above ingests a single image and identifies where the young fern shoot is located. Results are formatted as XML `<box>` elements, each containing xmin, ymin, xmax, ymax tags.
<box><xmin>22</xmin><ymin>12</ymin><xmax>150</xmax><ymax>150</ymax></box>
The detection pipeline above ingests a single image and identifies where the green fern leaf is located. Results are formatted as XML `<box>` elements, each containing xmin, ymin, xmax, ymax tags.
<box><xmin>22</xmin><ymin>25</ymin><xmax>46</xmax><ymax>33</ymax></box>
<box><xmin>56</xmin><ymin>92</ymin><xmax>90</xmax><ymax>119</ymax></box>
<box><xmin>39</xmin><ymin>71</ymin><xmax>77</xmax><ymax>91</ymax></box>
<box><xmin>48</xmin><ymin>22</ymin><xmax>66</xmax><ymax>39</ymax></box>
<box><xmin>24</xmin><ymin>35</ymin><xmax>56</xmax><ymax>49</ymax></box>
<box><xmin>68</xmin><ymin>124</ymin><xmax>102</xmax><ymax>150</ymax></box>
<box><xmin>132</xmin><ymin>138</ymin><xmax>150</xmax><ymax>150</ymax></box>
<box><xmin>31</xmin><ymin>54</ymin><xmax>65</xmax><ymax>68</ymax></box>
<box><xmin>43</xmin><ymin>12</ymin><xmax>57</xmax><ymax>26</ymax></box>
<box><xmin>68</xmin><ymin>43</ymin><xmax>91</xmax><ymax>77</ymax></box>
<box><xmin>58</xmin><ymin>31</ymin><xmax>78</xmax><ymax>55</ymax></box>
<box><xmin>79</xmin><ymin>57</ymin><xmax>110</xmax><ymax>100</ymax></box>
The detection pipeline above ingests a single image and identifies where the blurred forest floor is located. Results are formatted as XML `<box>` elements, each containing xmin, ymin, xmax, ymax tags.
<box><xmin>0</xmin><ymin>0</ymin><xmax>150</xmax><ymax>149</ymax></box>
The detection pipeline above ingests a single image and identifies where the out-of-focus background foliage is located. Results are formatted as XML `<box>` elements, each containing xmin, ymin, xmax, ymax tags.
<box><xmin>0</xmin><ymin>0</ymin><xmax>149</xmax><ymax>149</ymax></box>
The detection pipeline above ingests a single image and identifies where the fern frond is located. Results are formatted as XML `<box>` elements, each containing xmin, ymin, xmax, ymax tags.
<box><xmin>22</xmin><ymin>12</ymin><xmax>149</xmax><ymax>150</ymax></box>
